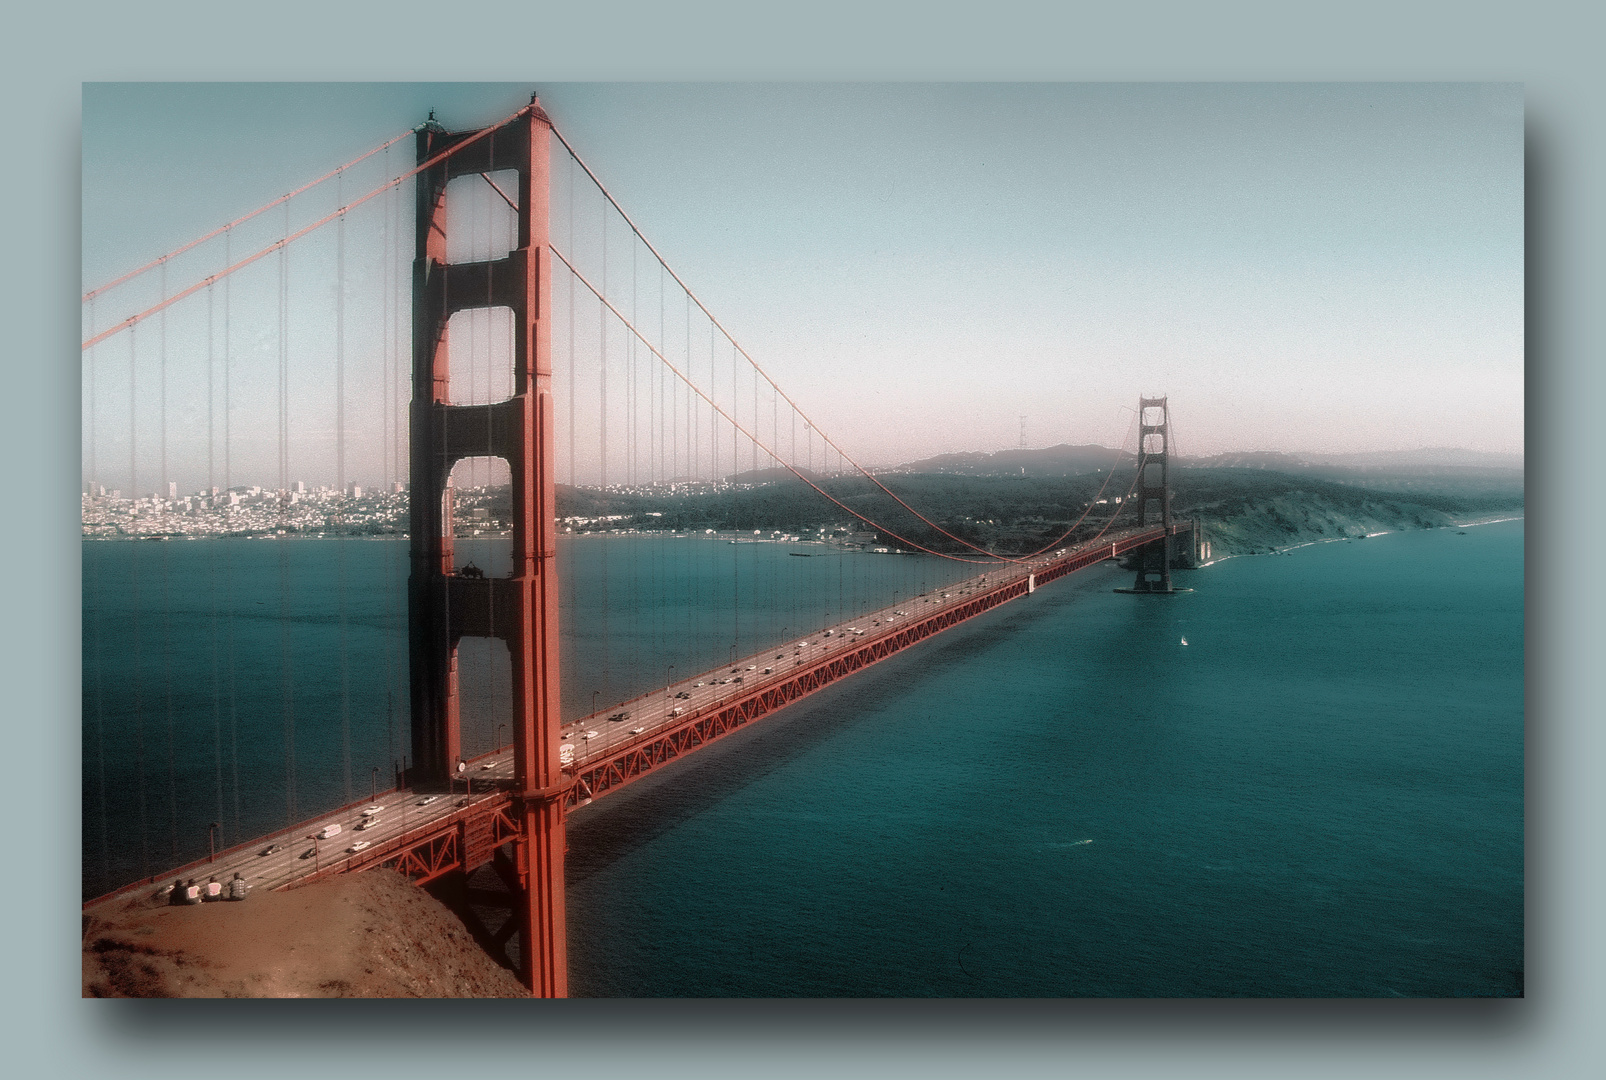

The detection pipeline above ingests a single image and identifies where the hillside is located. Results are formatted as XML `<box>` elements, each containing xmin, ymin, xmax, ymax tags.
<box><xmin>544</xmin><ymin>460</ymin><xmax>1521</xmax><ymax>559</ymax></box>
<box><xmin>82</xmin><ymin>870</ymin><xmax>527</xmax><ymax>998</ymax></box>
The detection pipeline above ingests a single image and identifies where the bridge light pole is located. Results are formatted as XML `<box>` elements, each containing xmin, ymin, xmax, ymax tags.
<box><xmin>208</xmin><ymin>822</ymin><xmax>219</xmax><ymax>864</ymax></box>
<box><xmin>371</xmin><ymin>766</ymin><xmax>379</xmax><ymax>805</ymax></box>
<box><xmin>498</xmin><ymin>723</ymin><xmax>507</xmax><ymax>754</ymax></box>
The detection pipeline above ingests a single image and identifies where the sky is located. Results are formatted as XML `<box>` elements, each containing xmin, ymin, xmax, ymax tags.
<box><xmin>81</xmin><ymin>82</ymin><xmax>1524</xmax><ymax>492</ymax></box>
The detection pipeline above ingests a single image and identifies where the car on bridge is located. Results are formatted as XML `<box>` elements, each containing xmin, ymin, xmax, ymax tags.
<box><xmin>417</xmin><ymin>795</ymin><xmax>439</xmax><ymax>806</ymax></box>
<box><xmin>258</xmin><ymin>844</ymin><xmax>282</xmax><ymax>857</ymax></box>
<box><xmin>316</xmin><ymin>823</ymin><xmax>341</xmax><ymax>839</ymax></box>
<box><xmin>357</xmin><ymin>817</ymin><xmax>381</xmax><ymax>831</ymax></box>
<box><xmin>630</xmin><ymin>727</ymin><xmax>646</xmax><ymax>735</ymax></box>
<box><xmin>347</xmin><ymin>841</ymin><xmax>370</xmax><ymax>853</ymax></box>
<box><xmin>582</xmin><ymin>730</ymin><xmax>599</xmax><ymax>740</ymax></box>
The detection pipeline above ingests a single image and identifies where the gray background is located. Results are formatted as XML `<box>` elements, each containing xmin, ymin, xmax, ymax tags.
<box><xmin>8</xmin><ymin>0</ymin><xmax>1598</xmax><ymax>1076</ymax></box>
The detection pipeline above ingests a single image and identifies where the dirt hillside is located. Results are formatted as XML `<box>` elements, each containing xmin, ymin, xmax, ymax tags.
<box><xmin>82</xmin><ymin>869</ymin><xmax>528</xmax><ymax>998</ymax></box>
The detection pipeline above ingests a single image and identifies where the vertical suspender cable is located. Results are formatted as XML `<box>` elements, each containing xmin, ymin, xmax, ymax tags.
<box><xmin>159</xmin><ymin>264</ymin><xmax>177</xmax><ymax>862</ymax></box>
<box><xmin>87</xmin><ymin>304</ymin><xmax>110</xmax><ymax>880</ymax></box>
<box><xmin>380</xmin><ymin>148</ymin><xmax>397</xmax><ymax>776</ymax></box>
<box><xmin>224</xmin><ymin>227</ymin><xmax>240</xmax><ymax>841</ymax></box>
<box><xmin>336</xmin><ymin>175</ymin><xmax>352</xmax><ymax>804</ymax></box>
<box><xmin>278</xmin><ymin>203</ymin><xmax>297</xmax><ymax>828</ymax></box>
<box><xmin>207</xmin><ymin>281</ymin><xmax>224</xmax><ymax>845</ymax></box>
<box><xmin>130</xmin><ymin>325</ymin><xmax>148</xmax><ymax>877</ymax></box>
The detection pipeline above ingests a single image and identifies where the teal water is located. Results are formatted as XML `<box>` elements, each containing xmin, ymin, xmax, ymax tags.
<box><xmin>563</xmin><ymin>521</ymin><xmax>1524</xmax><ymax>997</ymax></box>
<box><xmin>80</xmin><ymin>533</ymin><xmax>970</xmax><ymax>896</ymax></box>
<box><xmin>81</xmin><ymin>521</ymin><xmax>1523</xmax><ymax>997</ymax></box>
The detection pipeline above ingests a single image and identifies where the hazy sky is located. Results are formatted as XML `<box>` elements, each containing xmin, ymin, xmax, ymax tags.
<box><xmin>82</xmin><ymin>82</ymin><xmax>1523</xmax><ymax>490</ymax></box>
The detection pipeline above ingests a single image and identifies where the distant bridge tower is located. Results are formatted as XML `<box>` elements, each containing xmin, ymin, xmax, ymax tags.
<box><xmin>409</xmin><ymin>100</ymin><xmax>567</xmax><ymax>996</ymax></box>
<box><xmin>1129</xmin><ymin>396</ymin><xmax>1174</xmax><ymax>592</ymax></box>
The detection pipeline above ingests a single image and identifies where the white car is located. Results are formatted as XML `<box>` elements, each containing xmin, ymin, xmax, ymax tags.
<box><xmin>347</xmin><ymin>840</ymin><xmax>371</xmax><ymax>853</ymax></box>
<box><xmin>316</xmin><ymin>823</ymin><xmax>342</xmax><ymax>839</ymax></box>
<box><xmin>480</xmin><ymin>762</ymin><xmax>495</xmax><ymax>770</ymax></box>
<box><xmin>357</xmin><ymin>817</ymin><xmax>381</xmax><ymax>831</ymax></box>
<box><xmin>360</xmin><ymin>805</ymin><xmax>382</xmax><ymax>817</ymax></box>
<box><xmin>582</xmin><ymin>730</ymin><xmax>599</xmax><ymax>740</ymax></box>
<box><xmin>630</xmin><ymin>726</ymin><xmax>646</xmax><ymax>735</ymax></box>
<box><xmin>417</xmin><ymin>795</ymin><xmax>439</xmax><ymax>807</ymax></box>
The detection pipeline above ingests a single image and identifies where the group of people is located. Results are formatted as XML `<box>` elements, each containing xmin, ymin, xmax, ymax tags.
<box><xmin>164</xmin><ymin>872</ymin><xmax>249</xmax><ymax>905</ymax></box>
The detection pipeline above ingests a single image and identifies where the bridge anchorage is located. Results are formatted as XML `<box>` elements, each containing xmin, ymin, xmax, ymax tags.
<box><xmin>1115</xmin><ymin>396</ymin><xmax>1199</xmax><ymax>594</ymax></box>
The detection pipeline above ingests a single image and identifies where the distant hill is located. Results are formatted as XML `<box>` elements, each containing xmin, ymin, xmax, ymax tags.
<box><xmin>1189</xmin><ymin>448</ymin><xmax>1523</xmax><ymax>472</ymax></box>
<box><xmin>726</xmin><ymin>466</ymin><xmax>824</xmax><ymax>486</ymax></box>
<box><xmin>884</xmin><ymin>443</ymin><xmax>1135</xmax><ymax>478</ymax></box>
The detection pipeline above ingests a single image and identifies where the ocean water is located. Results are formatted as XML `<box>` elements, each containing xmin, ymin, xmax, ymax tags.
<box><xmin>81</xmin><ymin>521</ymin><xmax>1524</xmax><ymax>997</ymax></box>
<box><xmin>562</xmin><ymin>520</ymin><xmax>1524</xmax><ymax>997</ymax></box>
<box><xmin>80</xmin><ymin>533</ymin><xmax>973</xmax><ymax>897</ymax></box>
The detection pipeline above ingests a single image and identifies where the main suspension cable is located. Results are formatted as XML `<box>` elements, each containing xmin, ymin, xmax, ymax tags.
<box><xmin>82</xmin><ymin>128</ymin><xmax>414</xmax><ymax>303</ymax></box>
<box><xmin>551</xmin><ymin>244</ymin><xmax>1001</xmax><ymax>566</ymax></box>
<box><xmin>550</xmin><ymin>127</ymin><xmax>1018</xmax><ymax>563</ymax></box>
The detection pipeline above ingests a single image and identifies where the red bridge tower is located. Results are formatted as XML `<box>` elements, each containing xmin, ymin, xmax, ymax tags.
<box><xmin>408</xmin><ymin>100</ymin><xmax>567</xmax><ymax>996</ymax></box>
<box><xmin>1129</xmin><ymin>396</ymin><xmax>1175</xmax><ymax>593</ymax></box>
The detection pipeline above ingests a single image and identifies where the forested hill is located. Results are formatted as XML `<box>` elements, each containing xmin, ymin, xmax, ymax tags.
<box><xmin>546</xmin><ymin>461</ymin><xmax>1522</xmax><ymax>558</ymax></box>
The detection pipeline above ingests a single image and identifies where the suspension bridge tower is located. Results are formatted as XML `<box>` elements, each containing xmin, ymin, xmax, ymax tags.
<box><xmin>408</xmin><ymin>99</ymin><xmax>567</xmax><ymax>996</ymax></box>
<box><xmin>1128</xmin><ymin>395</ymin><xmax>1175</xmax><ymax>593</ymax></box>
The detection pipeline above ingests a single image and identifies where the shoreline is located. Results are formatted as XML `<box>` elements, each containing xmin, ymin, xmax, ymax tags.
<box><xmin>1198</xmin><ymin>513</ymin><xmax>1523</xmax><ymax>567</ymax></box>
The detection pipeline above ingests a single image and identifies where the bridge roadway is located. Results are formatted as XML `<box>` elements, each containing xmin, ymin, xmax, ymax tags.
<box><xmin>84</xmin><ymin>523</ymin><xmax>1181</xmax><ymax>910</ymax></box>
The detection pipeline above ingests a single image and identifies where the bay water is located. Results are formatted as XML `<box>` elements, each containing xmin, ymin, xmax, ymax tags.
<box><xmin>82</xmin><ymin>520</ymin><xmax>1523</xmax><ymax>996</ymax></box>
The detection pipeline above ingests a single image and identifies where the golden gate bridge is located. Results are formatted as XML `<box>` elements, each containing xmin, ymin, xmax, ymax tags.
<box><xmin>81</xmin><ymin>95</ymin><xmax>1199</xmax><ymax>996</ymax></box>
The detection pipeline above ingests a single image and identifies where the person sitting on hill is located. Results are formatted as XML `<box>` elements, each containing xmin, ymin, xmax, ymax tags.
<box><xmin>166</xmin><ymin>878</ymin><xmax>186</xmax><ymax>906</ymax></box>
<box><xmin>204</xmin><ymin>876</ymin><xmax>223</xmax><ymax>901</ymax></box>
<box><xmin>228</xmin><ymin>872</ymin><xmax>249</xmax><ymax>901</ymax></box>
<box><xmin>183</xmin><ymin>879</ymin><xmax>202</xmax><ymax>905</ymax></box>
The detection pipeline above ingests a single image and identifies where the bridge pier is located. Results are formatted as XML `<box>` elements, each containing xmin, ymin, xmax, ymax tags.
<box><xmin>410</xmin><ymin>99</ymin><xmax>567</xmax><ymax>996</ymax></box>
